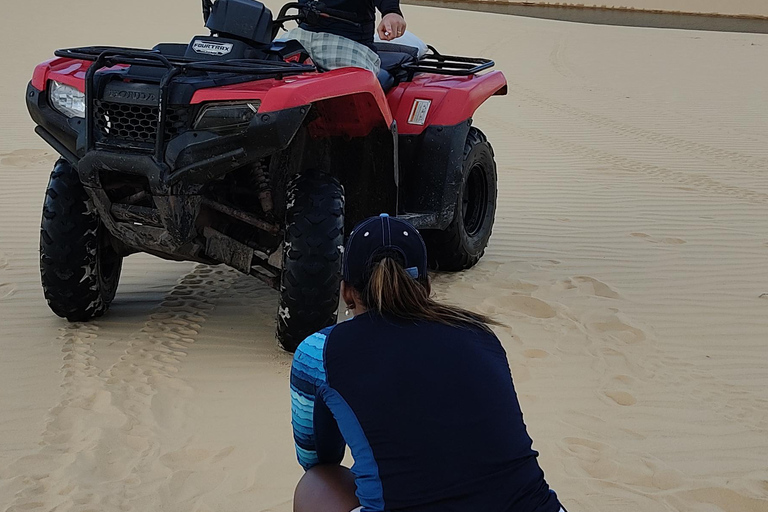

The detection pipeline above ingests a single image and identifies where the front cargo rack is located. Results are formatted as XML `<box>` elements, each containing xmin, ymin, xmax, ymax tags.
<box><xmin>402</xmin><ymin>45</ymin><xmax>495</xmax><ymax>80</ymax></box>
<box><xmin>55</xmin><ymin>46</ymin><xmax>315</xmax><ymax>76</ymax></box>
<box><xmin>54</xmin><ymin>46</ymin><xmax>316</xmax><ymax>162</ymax></box>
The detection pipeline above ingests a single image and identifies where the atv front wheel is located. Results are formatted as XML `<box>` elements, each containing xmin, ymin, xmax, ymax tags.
<box><xmin>423</xmin><ymin>127</ymin><xmax>498</xmax><ymax>271</ymax></box>
<box><xmin>40</xmin><ymin>159</ymin><xmax>123</xmax><ymax>321</ymax></box>
<box><xmin>277</xmin><ymin>171</ymin><xmax>344</xmax><ymax>352</ymax></box>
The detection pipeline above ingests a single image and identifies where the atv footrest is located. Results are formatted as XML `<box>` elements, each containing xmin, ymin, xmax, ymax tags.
<box><xmin>204</xmin><ymin>227</ymin><xmax>254</xmax><ymax>274</ymax></box>
<box><xmin>111</xmin><ymin>204</ymin><xmax>162</xmax><ymax>227</ymax></box>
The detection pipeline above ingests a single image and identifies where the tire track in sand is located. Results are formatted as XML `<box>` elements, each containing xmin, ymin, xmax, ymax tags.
<box><xmin>544</xmin><ymin>36</ymin><xmax>768</xmax><ymax>147</ymax></box>
<box><xmin>2</xmin><ymin>265</ymin><xmax>236</xmax><ymax>512</ymax></box>
<box><xmin>495</xmin><ymin>120</ymin><xmax>768</xmax><ymax>206</ymax></box>
<box><xmin>506</xmin><ymin>80</ymin><xmax>768</xmax><ymax>176</ymax></box>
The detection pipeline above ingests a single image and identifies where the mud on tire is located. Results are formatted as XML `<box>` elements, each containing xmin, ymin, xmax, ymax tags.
<box><xmin>423</xmin><ymin>127</ymin><xmax>498</xmax><ymax>271</ymax></box>
<box><xmin>40</xmin><ymin>159</ymin><xmax>123</xmax><ymax>321</ymax></box>
<box><xmin>277</xmin><ymin>171</ymin><xmax>344</xmax><ymax>352</ymax></box>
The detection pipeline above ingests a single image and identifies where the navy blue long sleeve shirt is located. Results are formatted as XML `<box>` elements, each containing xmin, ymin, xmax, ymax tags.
<box><xmin>290</xmin><ymin>312</ymin><xmax>563</xmax><ymax>512</ymax></box>
<box><xmin>299</xmin><ymin>0</ymin><xmax>403</xmax><ymax>47</ymax></box>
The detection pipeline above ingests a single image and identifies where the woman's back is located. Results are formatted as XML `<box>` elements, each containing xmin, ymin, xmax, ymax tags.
<box><xmin>291</xmin><ymin>312</ymin><xmax>560</xmax><ymax>512</ymax></box>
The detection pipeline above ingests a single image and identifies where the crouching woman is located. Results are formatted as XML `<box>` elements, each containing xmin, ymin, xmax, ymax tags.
<box><xmin>290</xmin><ymin>214</ymin><xmax>565</xmax><ymax>512</ymax></box>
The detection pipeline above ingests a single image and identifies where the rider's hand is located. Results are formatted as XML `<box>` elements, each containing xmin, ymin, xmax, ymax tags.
<box><xmin>377</xmin><ymin>13</ymin><xmax>407</xmax><ymax>41</ymax></box>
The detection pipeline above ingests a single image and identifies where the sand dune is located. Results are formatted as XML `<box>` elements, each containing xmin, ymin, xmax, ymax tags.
<box><xmin>537</xmin><ymin>1</ymin><xmax>768</xmax><ymax>17</ymax></box>
<box><xmin>435</xmin><ymin>1</ymin><xmax>768</xmax><ymax>17</ymax></box>
<box><xmin>1</xmin><ymin>1</ymin><xmax>768</xmax><ymax>511</ymax></box>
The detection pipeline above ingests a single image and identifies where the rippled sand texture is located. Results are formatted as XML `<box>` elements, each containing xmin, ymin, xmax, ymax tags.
<box><xmin>1</xmin><ymin>2</ymin><xmax>767</xmax><ymax>511</ymax></box>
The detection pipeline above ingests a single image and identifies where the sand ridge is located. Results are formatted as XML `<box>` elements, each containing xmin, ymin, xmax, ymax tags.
<box><xmin>2</xmin><ymin>1</ymin><xmax>768</xmax><ymax>511</ymax></box>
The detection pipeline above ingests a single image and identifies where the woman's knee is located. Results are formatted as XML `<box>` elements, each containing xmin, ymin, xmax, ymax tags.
<box><xmin>294</xmin><ymin>465</ymin><xmax>359</xmax><ymax>512</ymax></box>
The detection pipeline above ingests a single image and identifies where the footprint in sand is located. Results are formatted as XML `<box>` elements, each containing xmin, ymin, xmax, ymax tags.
<box><xmin>604</xmin><ymin>390</ymin><xmax>637</xmax><ymax>406</ymax></box>
<box><xmin>630</xmin><ymin>232</ymin><xmax>686</xmax><ymax>245</ymax></box>
<box><xmin>530</xmin><ymin>260</ymin><xmax>561</xmax><ymax>270</ymax></box>
<box><xmin>611</xmin><ymin>374</ymin><xmax>634</xmax><ymax>385</ymax></box>
<box><xmin>570</xmin><ymin>276</ymin><xmax>620</xmax><ymax>299</ymax></box>
<box><xmin>602</xmin><ymin>375</ymin><xmax>638</xmax><ymax>406</ymax></box>
<box><xmin>486</xmin><ymin>295</ymin><xmax>556</xmax><ymax>319</ymax></box>
<box><xmin>211</xmin><ymin>445</ymin><xmax>236</xmax><ymax>463</ymax></box>
<box><xmin>591</xmin><ymin>317</ymin><xmax>646</xmax><ymax>344</ymax></box>
<box><xmin>0</xmin><ymin>149</ymin><xmax>54</xmax><ymax>169</ymax></box>
<box><xmin>560</xmin><ymin>437</ymin><xmax>619</xmax><ymax>480</ymax></box>
<box><xmin>0</xmin><ymin>283</ymin><xmax>17</xmax><ymax>300</ymax></box>
<box><xmin>523</xmin><ymin>349</ymin><xmax>549</xmax><ymax>359</ymax></box>
<box><xmin>501</xmin><ymin>280</ymin><xmax>539</xmax><ymax>293</ymax></box>
<box><xmin>160</xmin><ymin>448</ymin><xmax>212</xmax><ymax>470</ymax></box>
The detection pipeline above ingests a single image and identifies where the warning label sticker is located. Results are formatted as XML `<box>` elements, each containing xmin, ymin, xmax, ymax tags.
<box><xmin>407</xmin><ymin>99</ymin><xmax>432</xmax><ymax>126</ymax></box>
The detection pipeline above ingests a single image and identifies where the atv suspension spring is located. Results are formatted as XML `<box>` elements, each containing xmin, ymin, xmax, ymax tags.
<box><xmin>252</xmin><ymin>161</ymin><xmax>274</xmax><ymax>215</ymax></box>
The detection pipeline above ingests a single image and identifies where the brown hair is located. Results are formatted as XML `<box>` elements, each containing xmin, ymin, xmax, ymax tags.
<box><xmin>357</xmin><ymin>256</ymin><xmax>500</xmax><ymax>333</ymax></box>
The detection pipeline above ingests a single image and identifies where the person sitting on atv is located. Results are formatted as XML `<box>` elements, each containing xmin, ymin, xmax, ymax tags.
<box><xmin>284</xmin><ymin>0</ymin><xmax>407</xmax><ymax>73</ymax></box>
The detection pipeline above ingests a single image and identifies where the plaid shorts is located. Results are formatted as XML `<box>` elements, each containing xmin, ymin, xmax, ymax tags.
<box><xmin>283</xmin><ymin>27</ymin><xmax>381</xmax><ymax>73</ymax></box>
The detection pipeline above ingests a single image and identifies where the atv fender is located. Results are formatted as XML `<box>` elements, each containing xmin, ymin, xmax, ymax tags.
<box><xmin>388</xmin><ymin>70</ymin><xmax>507</xmax><ymax>136</ymax></box>
<box><xmin>31</xmin><ymin>58</ymin><xmax>89</xmax><ymax>92</ymax></box>
<box><xmin>191</xmin><ymin>67</ymin><xmax>394</xmax><ymax>138</ymax></box>
<box><xmin>398</xmin><ymin>119</ymin><xmax>472</xmax><ymax>230</ymax></box>
<box><xmin>393</xmin><ymin>71</ymin><xmax>506</xmax><ymax>230</ymax></box>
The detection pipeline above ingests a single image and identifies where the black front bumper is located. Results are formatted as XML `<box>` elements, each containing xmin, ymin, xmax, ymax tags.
<box><xmin>28</xmin><ymin>82</ymin><xmax>308</xmax><ymax>257</ymax></box>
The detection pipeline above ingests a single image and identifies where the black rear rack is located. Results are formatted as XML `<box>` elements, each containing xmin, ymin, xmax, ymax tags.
<box><xmin>55</xmin><ymin>46</ymin><xmax>315</xmax><ymax>162</ymax></box>
<box><xmin>402</xmin><ymin>46</ymin><xmax>495</xmax><ymax>80</ymax></box>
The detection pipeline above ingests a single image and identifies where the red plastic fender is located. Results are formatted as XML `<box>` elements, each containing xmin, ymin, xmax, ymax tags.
<box><xmin>31</xmin><ymin>58</ymin><xmax>92</xmax><ymax>92</ymax></box>
<box><xmin>387</xmin><ymin>70</ymin><xmax>507</xmax><ymax>135</ymax></box>
<box><xmin>191</xmin><ymin>68</ymin><xmax>394</xmax><ymax>138</ymax></box>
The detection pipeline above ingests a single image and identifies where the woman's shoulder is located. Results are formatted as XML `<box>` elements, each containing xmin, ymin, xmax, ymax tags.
<box><xmin>337</xmin><ymin>312</ymin><xmax>503</xmax><ymax>345</ymax></box>
<box><xmin>293</xmin><ymin>325</ymin><xmax>337</xmax><ymax>370</ymax></box>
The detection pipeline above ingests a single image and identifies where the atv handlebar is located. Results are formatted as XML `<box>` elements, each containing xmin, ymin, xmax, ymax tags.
<box><xmin>273</xmin><ymin>1</ymin><xmax>361</xmax><ymax>36</ymax></box>
<box><xmin>202</xmin><ymin>1</ymin><xmax>360</xmax><ymax>41</ymax></box>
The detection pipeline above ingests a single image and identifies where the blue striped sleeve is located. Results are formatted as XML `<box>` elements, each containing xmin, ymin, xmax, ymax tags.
<box><xmin>290</xmin><ymin>326</ymin><xmax>341</xmax><ymax>470</ymax></box>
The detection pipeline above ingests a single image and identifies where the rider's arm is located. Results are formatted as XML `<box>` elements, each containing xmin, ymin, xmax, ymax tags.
<box><xmin>375</xmin><ymin>0</ymin><xmax>406</xmax><ymax>40</ymax></box>
<box><xmin>290</xmin><ymin>329</ymin><xmax>346</xmax><ymax>470</ymax></box>
<box><xmin>375</xmin><ymin>0</ymin><xmax>403</xmax><ymax>17</ymax></box>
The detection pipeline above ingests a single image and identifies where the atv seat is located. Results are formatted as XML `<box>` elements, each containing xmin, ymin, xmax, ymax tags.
<box><xmin>375</xmin><ymin>42</ymin><xmax>419</xmax><ymax>92</ymax></box>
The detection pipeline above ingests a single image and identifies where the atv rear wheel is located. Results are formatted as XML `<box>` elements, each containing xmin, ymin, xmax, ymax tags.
<box><xmin>40</xmin><ymin>159</ymin><xmax>123</xmax><ymax>321</ymax></box>
<box><xmin>277</xmin><ymin>171</ymin><xmax>344</xmax><ymax>352</ymax></box>
<box><xmin>423</xmin><ymin>127</ymin><xmax>497</xmax><ymax>271</ymax></box>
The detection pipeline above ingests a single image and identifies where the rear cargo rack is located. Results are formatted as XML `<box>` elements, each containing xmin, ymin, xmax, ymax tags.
<box><xmin>54</xmin><ymin>46</ymin><xmax>315</xmax><ymax>162</ymax></box>
<box><xmin>402</xmin><ymin>45</ymin><xmax>495</xmax><ymax>80</ymax></box>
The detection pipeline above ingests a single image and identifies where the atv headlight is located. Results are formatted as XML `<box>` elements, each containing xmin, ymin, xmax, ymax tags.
<box><xmin>193</xmin><ymin>101</ymin><xmax>261</xmax><ymax>132</ymax></box>
<box><xmin>49</xmin><ymin>81</ymin><xmax>85</xmax><ymax>119</ymax></box>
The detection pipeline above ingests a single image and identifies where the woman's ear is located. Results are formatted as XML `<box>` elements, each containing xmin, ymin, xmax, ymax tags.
<box><xmin>340</xmin><ymin>281</ymin><xmax>356</xmax><ymax>309</ymax></box>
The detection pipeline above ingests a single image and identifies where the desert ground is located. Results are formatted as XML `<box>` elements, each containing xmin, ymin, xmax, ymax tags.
<box><xmin>1</xmin><ymin>1</ymin><xmax>767</xmax><ymax>511</ymax></box>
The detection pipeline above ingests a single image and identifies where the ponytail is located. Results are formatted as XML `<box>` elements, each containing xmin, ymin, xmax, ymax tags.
<box><xmin>359</xmin><ymin>256</ymin><xmax>499</xmax><ymax>333</ymax></box>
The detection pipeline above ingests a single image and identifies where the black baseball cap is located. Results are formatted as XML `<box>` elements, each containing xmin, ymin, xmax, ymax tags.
<box><xmin>343</xmin><ymin>214</ymin><xmax>428</xmax><ymax>287</ymax></box>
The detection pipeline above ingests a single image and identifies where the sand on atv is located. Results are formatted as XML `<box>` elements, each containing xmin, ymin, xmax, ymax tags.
<box><xmin>1</xmin><ymin>1</ymin><xmax>767</xmax><ymax>511</ymax></box>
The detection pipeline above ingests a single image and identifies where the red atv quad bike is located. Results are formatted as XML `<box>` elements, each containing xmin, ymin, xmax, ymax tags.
<box><xmin>27</xmin><ymin>0</ymin><xmax>507</xmax><ymax>351</ymax></box>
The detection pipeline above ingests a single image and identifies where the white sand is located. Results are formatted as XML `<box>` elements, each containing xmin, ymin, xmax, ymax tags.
<box><xmin>1</xmin><ymin>2</ymin><xmax>768</xmax><ymax>511</ymax></box>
